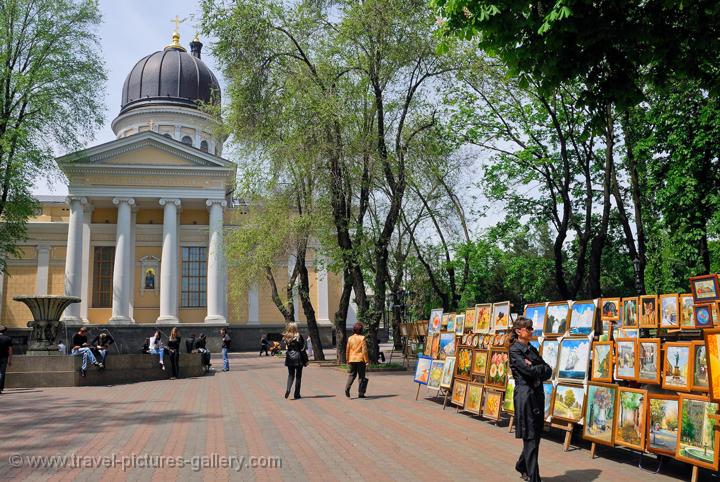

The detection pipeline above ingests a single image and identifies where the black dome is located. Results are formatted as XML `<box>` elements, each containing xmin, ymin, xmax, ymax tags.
<box><xmin>120</xmin><ymin>45</ymin><xmax>220</xmax><ymax>115</ymax></box>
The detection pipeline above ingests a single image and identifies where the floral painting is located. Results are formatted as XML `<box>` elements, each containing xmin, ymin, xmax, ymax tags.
<box><xmin>524</xmin><ymin>303</ymin><xmax>546</xmax><ymax>338</ymax></box>
<box><xmin>503</xmin><ymin>378</ymin><xmax>516</xmax><ymax>414</ymax></box>
<box><xmin>427</xmin><ymin>360</ymin><xmax>444</xmax><ymax>390</ymax></box>
<box><xmin>545</xmin><ymin>302</ymin><xmax>569</xmax><ymax>336</ymax></box>
<box><xmin>438</xmin><ymin>332</ymin><xmax>456</xmax><ymax>360</ymax></box>
<box><xmin>591</xmin><ymin>342</ymin><xmax>613</xmax><ymax>382</ymax></box>
<box><xmin>551</xmin><ymin>383</ymin><xmax>585</xmax><ymax>423</ymax></box>
<box><xmin>486</xmin><ymin>349</ymin><xmax>509</xmax><ymax>388</ymax></box>
<box><xmin>483</xmin><ymin>389</ymin><xmax>503</xmax><ymax>421</ymax></box>
<box><xmin>414</xmin><ymin>356</ymin><xmax>432</xmax><ymax>385</ymax></box>
<box><xmin>660</xmin><ymin>295</ymin><xmax>679</xmax><ymax>328</ymax></box>
<box><xmin>429</xmin><ymin>308</ymin><xmax>443</xmax><ymax>334</ymax></box>
<box><xmin>615</xmin><ymin>388</ymin><xmax>647</xmax><ymax>450</ymax></box>
<box><xmin>475</xmin><ymin>303</ymin><xmax>492</xmax><ymax>333</ymax></box>
<box><xmin>569</xmin><ymin>301</ymin><xmax>596</xmax><ymax>336</ymax></box>
<box><xmin>464</xmin><ymin>382</ymin><xmax>483</xmax><ymax>415</ymax></box>
<box><xmin>557</xmin><ymin>338</ymin><xmax>590</xmax><ymax>382</ymax></box>
<box><xmin>455</xmin><ymin>346</ymin><xmax>472</xmax><ymax>380</ymax></box>
<box><xmin>440</xmin><ymin>356</ymin><xmax>456</xmax><ymax>389</ymax></box>
<box><xmin>705</xmin><ymin>330</ymin><xmax>720</xmax><ymax>402</ymax></box>
<box><xmin>451</xmin><ymin>380</ymin><xmax>468</xmax><ymax>407</ymax></box>
<box><xmin>676</xmin><ymin>395</ymin><xmax>720</xmax><ymax>471</ymax></box>
<box><xmin>463</xmin><ymin>308</ymin><xmax>475</xmax><ymax>334</ymax></box>
<box><xmin>647</xmin><ymin>395</ymin><xmax>679</xmax><ymax>456</ymax></box>
<box><xmin>471</xmin><ymin>349</ymin><xmax>489</xmax><ymax>379</ymax></box>
<box><xmin>583</xmin><ymin>383</ymin><xmax>618</xmax><ymax>446</ymax></box>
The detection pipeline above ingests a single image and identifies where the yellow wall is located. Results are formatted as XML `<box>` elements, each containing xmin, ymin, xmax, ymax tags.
<box><xmin>49</xmin><ymin>266</ymin><xmax>65</xmax><ymax>296</ymax></box>
<box><xmin>92</xmin><ymin>208</ymin><xmax>117</xmax><ymax>224</ymax></box>
<box><xmin>180</xmin><ymin>209</ymin><xmax>209</xmax><ymax>225</ymax></box>
<box><xmin>32</xmin><ymin>205</ymin><xmax>70</xmax><ymax>222</ymax></box>
<box><xmin>136</xmin><ymin>209</ymin><xmax>163</xmax><ymax>225</ymax></box>
<box><xmin>2</xmin><ymin>266</ymin><xmax>37</xmax><ymax>327</ymax></box>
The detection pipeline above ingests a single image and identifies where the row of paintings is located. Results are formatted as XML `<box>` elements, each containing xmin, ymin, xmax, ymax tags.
<box><xmin>529</xmin><ymin>336</ymin><xmax>592</xmax><ymax>383</ymax></box>
<box><xmin>453</xmin><ymin>346</ymin><xmax>510</xmax><ymax>389</ymax></box>
<box><xmin>428</xmin><ymin>302</ymin><xmax>511</xmax><ymax>335</ymax></box>
<box><xmin>423</xmin><ymin>331</ymin><xmax>511</xmax><ymax>360</ymax></box>
<box><xmin>450</xmin><ymin>380</ymin><xmax>505</xmax><ymax>421</ymax></box>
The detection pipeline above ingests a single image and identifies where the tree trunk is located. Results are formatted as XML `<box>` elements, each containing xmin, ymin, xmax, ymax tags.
<box><xmin>265</xmin><ymin>266</ymin><xmax>294</xmax><ymax>322</ymax></box>
<box><xmin>296</xmin><ymin>242</ymin><xmax>325</xmax><ymax>361</ymax></box>
<box><xmin>334</xmin><ymin>268</ymin><xmax>353</xmax><ymax>364</ymax></box>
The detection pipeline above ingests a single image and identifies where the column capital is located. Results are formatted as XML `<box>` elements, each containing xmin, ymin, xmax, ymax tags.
<box><xmin>35</xmin><ymin>244</ymin><xmax>51</xmax><ymax>255</ymax></box>
<box><xmin>65</xmin><ymin>196</ymin><xmax>88</xmax><ymax>207</ymax></box>
<box><xmin>159</xmin><ymin>198</ymin><xmax>182</xmax><ymax>207</ymax></box>
<box><xmin>112</xmin><ymin>197</ymin><xmax>135</xmax><ymax>206</ymax></box>
<box><xmin>206</xmin><ymin>199</ymin><xmax>227</xmax><ymax>210</ymax></box>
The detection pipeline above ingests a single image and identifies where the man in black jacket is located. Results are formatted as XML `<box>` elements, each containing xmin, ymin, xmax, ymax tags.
<box><xmin>90</xmin><ymin>332</ymin><xmax>114</xmax><ymax>365</ymax></box>
<box><xmin>72</xmin><ymin>327</ymin><xmax>103</xmax><ymax>377</ymax></box>
<box><xmin>0</xmin><ymin>325</ymin><xmax>13</xmax><ymax>394</ymax></box>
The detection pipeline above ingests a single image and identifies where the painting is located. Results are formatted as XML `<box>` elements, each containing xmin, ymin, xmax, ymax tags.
<box><xmin>414</xmin><ymin>356</ymin><xmax>432</xmax><ymax>385</ymax></box>
<box><xmin>569</xmin><ymin>300</ymin><xmax>596</xmax><ymax>336</ymax></box>
<box><xmin>616</xmin><ymin>339</ymin><xmax>637</xmax><ymax>381</ymax></box>
<box><xmin>676</xmin><ymin>394</ymin><xmax>720</xmax><ymax>471</ymax></box>
<box><xmin>441</xmin><ymin>314</ymin><xmax>450</xmax><ymax>331</ymax></box>
<box><xmin>705</xmin><ymin>329</ymin><xmax>720</xmax><ymax>402</ymax></box>
<box><xmin>423</xmin><ymin>334</ymin><xmax>435</xmax><ymax>357</ymax></box>
<box><xmin>543</xmin><ymin>382</ymin><xmax>554</xmax><ymax>420</ymax></box>
<box><xmin>456</xmin><ymin>312</ymin><xmax>467</xmax><ymax>336</ymax></box>
<box><xmin>639</xmin><ymin>295</ymin><xmax>658</xmax><ymax>328</ymax></box>
<box><xmin>474</xmin><ymin>303</ymin><xmax>492</xmax><ymax>333</ymax></box>
<box><xmin>492</xmin><ymin>301</ymin><xmax>511</xmax><ymax>331</ymax></box>
<box><xmin>557</xmin><ymin>337</ymin><xmax>591</xmax><ymax>383</ymax></box>
<box><xmin>637</xmin><ymin>338</ymin><xmax>661</xmax><ymax>384</ymax></box>
<box><xmin>524</xmin><ymin>303</ymin><xmax>547</xmax><ymax>338</ymax></box>
<box><xmin>647</xmin><ymin>394</ymin><xmax>679</xmax><ymax>456</ymax></box>
<box><xmin>614</xmin><ymin>387</ymin><xmax>647</xmax><ymax>451</ymax></box>
<box><xmin>464</xmin><ymin>308</ymin><xmax>475</xmax><ymax>334</ymax></box>
<box><xmin>691</xmin><ymin>341</ymin><xmax>709</xmax><ymax>392</ymax></box>
<box><xmin>486</xmin><ymin>349</ymin><xmax>510</xmax><ymax>389</ymax></box>
<box><xmin>680</xmin><ymin>294</ymin><xmax>695</xmax><ymax>329</ymax></box>
<box><xmin>438</xmin><ymin>332</ymin><xmax>456</xmax><ymax>360</ymax></box>
<box><xmin>620</xmin><ymin>328</ymin><xmax>638</xmax><ymax>339</ymax></box>
<box><xmin>429</xmin><ymin>308</ymin><xmax>443</xmax><ymax>334</ymax></box>
<box><xmin>541</xmin><ymin>338</ymin><xmax>561</xmax><ymax>379</ymax></box>
<box><xmin>591</xmin><ymin>341</ymin><xmax>613</xmax><ymax>383</ymax></box>
<box><xmin>440</xmin><ymin>356</ymin><xmax>456</xmax><ymax>389</ymax></box>
<box><xmin>600</xmin><ymin>320</ymin><xmax>613</xmax><ymax>342</ymax></box>
<box><xmin>455</xmin><ymin>346</ymin><xmax>473</xmax><ymax>380</ymax></box>
<box><xmin>551</xmin><ymin>383</ymin><xmax>585</xmax><ymax>423</ymax></box>
<box><xmin>451</xmin><ymin>380</ymin><xmax>468</xmax><ymax>407</ymax></box>
<box><xmin>601</xmin><ymin>297</ymin><xmax>621</xmax><ymax>322</ymax></box>
<box><xmin>545</xmin><ymin>301</ymin><xmax>570</xmax><ymax>336</ymax></box>
<box><xmin>503</xmin><ymin>378</ymin><xmax>516</xmax><ymax>414</ymax></box>
<box><xmin>431</xmin><ymin>333</ymin><xmax>441</xmax><ymax>359</ymax></box>
<box><xmin>463</xmin><ymin>382</ymin><xmax>483</xmax><ymax>415</ymax></box>
<box><xmin>427</xmin><ymin>360</ymin><xmax>444</xmax><ymax>391</ymax></box>
<box><xmin>482</xmin><ymin>389</ymin><xmax>503</xmax><ymax>421</ymax></box>
<box><xmin>583</xmin><ymin>382</ymin><xmax>618</xmax><ymax>446</ymax></box>
<box><xmin>690</xmin><ymin>274</ymin><xmax>720</xmax><ymax>304</ymax></box>
<box><xmin>662</xmin><ymin>342</ymin><xmax>692</xmax><ymax>392</ymax></box>
<box><xmin>471</xmin><ymin>349</ymin><xmax>489</xmax><ymax>379</ymax></box>
<box><xmin>621</xmin><ymin>297</ymin><xmax>638</xmax><ymax>329</ymax></box>
<box><xmin>530</xmin><ymin>339</ymin><xmax>540</xmax><ymax>352</ymax></box>
<box><xmin>694</xmin><ymin>303</ymin><xmax>714</xmax><ymax>329</ymax></box>
<box><xmin>659</xmin><ymin>294</ymin><xmax>679</xmax><ymax>329</ymax></box>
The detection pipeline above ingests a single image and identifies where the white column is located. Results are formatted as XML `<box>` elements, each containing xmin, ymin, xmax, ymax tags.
<box><xmin>316</xmin><ymin>254</ymin><xmax>331</xmax><ymax>326</ymax></box>
<box><xmin>205</xmin><ymin>199</ymin><xmax>227</xmax><ymax>323</ymax></box>
<box><xmin>35</xmin><ymin>245</ymin><xmax>50</xmax><ymax>295</ymax></box>
<box><xmin>158</xmin><ymin>198</ymin><xmax>180</xmax><ymax>323</ymax></box>
<box><xmin>128</xmin><ymin>209</ymin><xmax>137</xmax><ymax>321</ymax></box>
<box><xmin>61</xmin><ymin>196</ymin><xmax>86</xmax><ymax>322</ymax></box>
<box><xmin>247</xmin><ymin>282</ymin><xmax>260</xmax><ymax>325</ymax></box>
<box><xmin>80</xmin><ymin>206</ymin><xmax>93</xmax><ymax>322</ymax></box>
<box><xmin>110</xmin><ymin>197</ymin><xmax>134</xmax><ymax>324</ymax></box>
<box><xmin>288</xmin><ymin>252</ymin><xmax>300</xmax><ymax>321</ymax></box>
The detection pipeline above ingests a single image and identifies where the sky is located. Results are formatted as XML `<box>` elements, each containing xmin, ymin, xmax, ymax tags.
<box><xmin>33</xmin><ymin>0</ymin><xmax>224</xmax><ymax>196</ymax></box>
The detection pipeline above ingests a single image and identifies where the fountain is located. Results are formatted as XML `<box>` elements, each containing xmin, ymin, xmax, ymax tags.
<box><xmin>13</xmin><ymin>295</ymin><xmax>81</xmax><ymax>356</ymax></box>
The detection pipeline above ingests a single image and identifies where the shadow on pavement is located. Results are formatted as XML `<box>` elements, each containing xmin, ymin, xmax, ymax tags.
<box><xmin>543</xmin><ymin>469</ymin><xmax>602</xmax><ymax>481</ymax></box>
<box><xmin>359</xmin><ymin>394</ymin><xmax>398</xmax><ymax>400</ymax></box>
<box><xmin>297</xmin><ymin>395</ymin><xmax>336</xmax><ymax>399</ymax></box>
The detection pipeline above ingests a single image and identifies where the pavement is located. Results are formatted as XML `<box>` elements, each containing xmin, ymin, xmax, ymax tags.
<box><xmin>0</xmin><ymin>350</ymin><xmax>715</xmax><ymax>481</ymax></box>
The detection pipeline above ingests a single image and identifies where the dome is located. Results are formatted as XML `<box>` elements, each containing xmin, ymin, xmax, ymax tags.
<box><xmin>120</xmin><ymin>40</ymin><xmax>220</xmax><ymax>115</ymax></box>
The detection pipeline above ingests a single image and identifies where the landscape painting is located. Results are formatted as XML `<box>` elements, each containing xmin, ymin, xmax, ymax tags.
<box><xmin>615</xmin><ymin>387</ymin><xmax>647</xmax><ymax>450</ymax></box>
<box><xmin>440</xmin><ymin>357</ymin><xmax>456</xmax><ymax>389</ymax></box>
<box><xmin>660</xmin><ymin>294</ymin><xmax>679</xmax><ymax>328</ymax></box>
<box><xmin>543</xmin><ymin>382</ymin><xmax>554</xmax><ymax>419</ymax></box>
<box><xmin>691</xmin><ymin>342</ymin><xmax>709</xmax><ymax>392</ymax></box>
<box><xmin>438</xmin><ymin>332</ymin><xmax>456</xmax><ymax>360</ymax></box>
<box><xmin>638</xmin><ymin>339</ymin><xmax>660</xmax><ymax>384</ymax></box>
<box><xmin>557</xmin><ymin>338</ymin><xmax>590</xmax><ymax>382</ymax></box>
<box><xmin>569</xmin><ymin>300</ymin><xmax>596</xmax><ymax>336</ymax></box>
<box><xmin>524</xmin><ymin>303</ymin><xmax>547</xmax><ymax>338</ymax></box>
<box><xmin>676</xmin><ymin>395</ymin><xmax>720</xmax><ymax>471</ymax></box>
<box><xmin>690</xmin><ymin>274</ymin><xmax>720</xmax><ymax>303</ymax></box>
<box><xmin>663</xmin><ymin>343</ymin><xmax>691</xmax><ymax>391</ymax></box>
<box><xmin>680</xmin><ymin>294</ymin><xmax>695</xmax><ymax>329</ymax></box>
<box><xmin>456</xmin><ymin>312</ymin><xmax>467</xmax><ymax>335</ymax></box>
<box><xmin>591</xmin><ymin>342</ymin><xmax>613</xmax><ymax>382</ymax></box>
<box><xmin>551</xmin><ymin>383</ymin><xmax>585</xmax><ymax>423</ymax></box>
<box><xmin>647</xmin><ymin>394</ymin><xmax>679</xmax><ymax>456</ymax></box>
<box><xmin>545</xmin><ymin>302</ymin><xmax>570</xmax><ymax>336</ymax></box>
<box><xmin>446</xmin><ymin>313</ymin><xmax>456</xmax><ymax>333</ymax></box>
<box><xmin>541</xmin><ymin>338</ymin><xmax>560</xmax><ymax>378</ymax></box>
<box><xmin>583</xmin><ymin>382</ymin><xmax>618</xmax><ymax>446</ymax></box>
<box><xmin>616</xmin><ymin>339</ymin><xmax>637</xmax><ymax>381</ymax></box>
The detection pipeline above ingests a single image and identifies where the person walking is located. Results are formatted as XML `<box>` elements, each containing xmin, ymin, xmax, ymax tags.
<box><xmin>259</xmin><ymin>334</ymin><xmax>269</xmax><ymax>356</ymax></box>
<box><xmin>283</xmin><ymin>322</ymin><xmax>308</xmax><ymax>399</ymax></box>
<box><xmin>0</xmin><ymin>325</ymin><xmax>13</xmax><ymax>394</ymax></box>
<box><xmin>221</xmin><ymin>328</ymin><xmax>231</xmax><ymax>372</ymax></box>
<box><xmin>167</xmin><ymin>327</ymin><xmax>181</xmax><ymax>380</ymax></box>
<box><xmin>345</xmin><ymin>322</ymin><xmax>370</xmax><ymax>398</ymax></box>
<box><xmin>509</xmin><ymin>316</ymin><xmax>552</xmax><ymax>482</ymax></box>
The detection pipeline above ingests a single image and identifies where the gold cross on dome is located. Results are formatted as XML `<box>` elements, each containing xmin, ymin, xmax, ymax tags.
<box><xmin>170</xmin><ymin>15</ymin><xmax>187</xmax><ymax>32</ymax></box>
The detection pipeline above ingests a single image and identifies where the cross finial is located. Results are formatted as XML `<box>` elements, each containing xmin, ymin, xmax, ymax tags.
<box><xmin>171</xmin><ymin>15</ymin><xmax>187</xmax><ymax>32</ymax></box>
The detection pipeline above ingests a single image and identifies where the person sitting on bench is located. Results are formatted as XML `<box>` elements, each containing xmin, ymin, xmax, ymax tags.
<box><xmin>91</xmin><ymin>332</ymin><xmax>114</xmax><ymax>365</ymax></box>
<box><xmin>71</xmin><ymin>327</ymin><xmax>103</xmax><ymax>377</ymax></box>
<box><xmin>148</xmin><ymin>330</ymin><xmax>166</xmax><ymax>370</ymax></box>
<box><xmin>195</xmin><ymin>333</ymin><xmax>211</xmax><ymax>371</ymax></box>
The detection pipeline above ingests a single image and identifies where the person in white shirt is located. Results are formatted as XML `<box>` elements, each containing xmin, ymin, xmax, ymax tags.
<box><xmin>149</xmin><ymin>330</ymin><xmax>165</xmax><ymax>370</ymax></box>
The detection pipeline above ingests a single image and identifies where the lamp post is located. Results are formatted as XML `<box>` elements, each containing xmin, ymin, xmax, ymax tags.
<box><xmin>632</xmin><ymin>256</ymin><xmax>642</xmax><ymax>296</ymax></box>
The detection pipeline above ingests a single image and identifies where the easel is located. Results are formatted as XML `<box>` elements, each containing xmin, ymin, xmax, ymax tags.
<box><xmin>549</xmin><ymin>420</ymin><xmax>575</xmax><ymax>452</ymax></box>
<box><xmin>440</xmin><ymin>386</ymin><xmax>451</xmax><ymax>409</ymax></box>
<box><xmin>415</xmin><ymin>382</ymin><xmax>422</xmax><ymax>400</ymax></box>
<box><xmin>507</xmin><ymin>415</ymin><xmax>514</xmax><ymax>433</ymax></box>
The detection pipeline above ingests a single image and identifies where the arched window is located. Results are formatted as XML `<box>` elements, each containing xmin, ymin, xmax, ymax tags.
<box><xmin>200</xmin><ymin>140</ymin><xmax>209</xmax><ymax>152</ymax></box>
<box><xmin>181</xmin><ymin>135</ymin><xmax>193</xmax><ymax>146</ymax></box>
<box><xmin>163</xmin><ymin>133</ymin><xmax>172</xmax><ymax>139</ymax></box>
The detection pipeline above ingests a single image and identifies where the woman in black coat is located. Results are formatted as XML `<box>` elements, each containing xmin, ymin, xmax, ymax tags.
<box><xmin>509</xmin><ymin>316</ymin><xmax>552</xmax><ymax>482</ymax></box>
<box><xmin>283</xmin><ymin>322</ymin><xmax>308</xmax><ymax>399</ymax></box>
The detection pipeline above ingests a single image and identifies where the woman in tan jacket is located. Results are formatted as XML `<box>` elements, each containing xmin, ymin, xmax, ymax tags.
<box><xmin>345</xmin><ymin>322</ymin><xmax>370</xmax><ymax>398</ymax></box>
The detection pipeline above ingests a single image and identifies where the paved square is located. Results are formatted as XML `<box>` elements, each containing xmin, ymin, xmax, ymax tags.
<box><xmin>0</xmin><ymin>353</ymin><xmax>711</xmax><ymax>481</ymax></box>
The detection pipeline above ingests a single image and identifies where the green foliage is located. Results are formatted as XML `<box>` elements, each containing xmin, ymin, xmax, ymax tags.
<box><xmin>681</xmin><ymin>408</ymin><xmax>696</xmax><ymax>442</ymax></box>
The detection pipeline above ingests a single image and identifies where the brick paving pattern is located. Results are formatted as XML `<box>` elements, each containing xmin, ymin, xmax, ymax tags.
<box><xmin>0</xmin><ymin>352</ymin><xmax>715</xmax><ymax>481</ymax></box>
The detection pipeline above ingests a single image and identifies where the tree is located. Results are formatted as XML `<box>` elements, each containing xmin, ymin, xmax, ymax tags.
<box><xmin>563</xmin><ymin>389</ymin><xmax>575</xmax><ymax>409</ymax></box>
<box><xmin>0</xmin><ymin>0</ymin><xmax>106</xmax><ymax>272</ymax></box>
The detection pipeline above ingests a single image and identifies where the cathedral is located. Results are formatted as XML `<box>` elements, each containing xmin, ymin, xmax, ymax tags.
<box><xmin>0</xmin><ymin>31</ymin><xmax>339</xmax><ymax>349</ymax></box>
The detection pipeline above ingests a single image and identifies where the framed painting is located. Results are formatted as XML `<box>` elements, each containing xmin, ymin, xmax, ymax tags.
<box><xmin>690</xmin><ymin>341</ymin><xmax>709</xmax><ymax>392</ymax></box>
<box><xmin>541</xmin><ymin>338</ymin><xmax>561</xmax><ymax>379</ymax></box>
<box><xmin>591</xmin><ymin>341</ymin><xmax>613</xmax><ymax>383</ymax></box>
<box><xmin>647</xmin><ymin>393</ymin><xmax>679</xmax><ymax>456</ymax></box>
<box><xmin>619</xmin><ymin>328</ymin><xmax>638</xmax><ymax>339</ymax></box>
<box><xmin>690</xmin><ymin>274</ymin><xmax>720</xmax><ymax>304</ymax></box>
<box><xmin>543</xmin><ymin>382</ymin><xmax>554</xmax><ymax>420</ymax></box>
<box><xmin>662</xmin><ymin>342</ymin><xmax>692</xmax><ymax>392</ymax></box>
<box><xmin>441</xmin><ymin>314</ymin><xmax>450</xmax><ymax>331</ymax></box>
<box><xmin>416</xmin><ymin>320</ymin><xmax>428</xmax><ymax>337</ymax></box>
<box><xmin>582</xmin><ymin>382</ymin><xmax>619</xmax><ymax>447</ymax></box>
<box><xmin>557</xmin><ymin>337</ymin><xmax>591</xmax><ymax>383</ymax></box>
<box><xmin>440</xmin><ymin>356</ymin><xmax>456</xmax><ymax>389</ymax></box>
<box><xmin>621</xmin><ymin>297</ymin><xmax>638</xmax><ymax>329</ymax></box>
<box><xmin>450</xmin><ymin>380</ymin><xmax>468</xmax><ymax>407</ymax></box>
<box><xmin>680</xmin><ymin>294</ymin><xmax>695</xmax><ymax>329</ymax></box>
<box><xmin>615</xmin><ymin>338</ymin><xmax>637</xmax><ymax>381</ymax></box>
<box><xmin>601</xmin><ymin>297</ymin><xmax>621</xmax><ymax>322</ymax></box>
<box><xmin>446</xmin><ymin>313</ymin><xmax>457</xmax><ymax>333</ymax></box>
<box><xmin>694</xmin><ymin>303</ymin><xmax>714</xmax><ymax>329</ymax></box>
<box><xmin>454</xmin><ymin>346</ymin><xmax>473</xmax><ymax>380</ymax></box>
<box><xmin>413</xmin><ymin>356</ymin><xmax>432</xmax><ymax>385</ymax></box>
<box><xmin>569</xmin><ymin>300</ymin><xmax>597</xmax><ymax>336</ymax></box>
<box><xmin>486</xmin><ymin>349</ymin><xmax>510</xmax><ymax>389</ymax></box>
<box><xmin>524</xmin><ymin>303</ymin><xmax>547</xmax><ymax>338</ymax></box>
<box><xmin>428</xmin><ymin>308</ymin><xmax>443</xmax><ymax>334</ymax></box>
<box><xmin>599</xmin><ymin>320</ymin><xmax>614</xmax><ymax>342</ymax></box>
<box><xmin>463</xmin><ymin>382</ymin><xmax>484</xmax><ymax>415</ymax></box>
<box><xmin>471</xmin><ymin>349</ymin><xmax>489</xmax><ymax>380</ymax></box>
<box><xmin>431</xmin><ymin>333</ymin><xmax>441</xmax><ymax>359</ymax></box>
<box><xmin>460</xmin><ymin>310</ymin><xmax>471</xmax><ymax>335</ymax></box>
<box><xmin>638</xmin><ymin>295</ymin><xmax>658</xmax><ymax>329</ymax></box>
<box><xmin>551</xmin><ymin>383</ymin><xmax>586</xmax><ymax>423</ymax></box>
<box><xmin>427</xmin><ymin>360</ymin><xmax>444</xmax><ymax>391</ymax></box>
<box><xmin>676</xmin><ymin>394</ymin><xmax>720</xmax><ymax>471</ymax></box>
<box><xmin>659</xmin><ymin>294</ymin><xmax>680</xmax><ymax>329</ymax></box>
<box><xmin>705</xmin><ymin>329</ymin><xmax>720</xmax><ymax>402</ymax></box>
<box><xmin>482</xmin><ymin>389</ymin><xmax>503</xmax><ymax>421</ymax></box>
<box><xmin>529</xmin><ymin>339</ymin><xmax>540</xmax><ymax>352</ymax></box>
<box><xmin>614</xmin><ymin>387</ymin><xmax>647</xmax><ymax>451</ymax></box>
<box><xmin>438</xmin><ymin>332</ymin><xmax>456</xmax><ymax>360</ymax></box>
<box><xmin>545</xmin><ymin>301</ymin><xmax>570</xmax><ymax>337</ymax></box>
<box><xmin>637</xmin><ymin>338</ymin><xmax>661</xmax><ymax>384</ymax></box>
<box><xmin>503</xmin><ymin>377</ymin><xmax>516</xmax><ymax>414</ymax></box>
<box><xmin>423</xmin><ymin>334</ymin><xmax>435</xmax><ymax>357</ymax></box>
<box><xmin>474</xmin><ymin>303</ymin><xmax>492</xmax><ymax>333</ymax></box>
<box><xmin>454</xmin><ymin>314</ymin><xmax>466</xmax><ymax>335</ymax></box>
<box><xmin>491</xmin><ymin>301</ymin><xmax>511</xmax><ymax>332</ymax></box>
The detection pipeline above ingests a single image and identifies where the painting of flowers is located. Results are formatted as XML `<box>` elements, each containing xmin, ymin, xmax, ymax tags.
<box><xmin>451</xmin><ymin>380</ymin><xmax>468</xmax><ymax>407</ymax></box>
<box><xmin>482</xmin><ymin>389</ymin><xmax>503</xmax><ymax>421</ymax></box>
<box><xmin>463</xmin><ymin>382</ymin><xmax>483</xmax><ymax>415</ymax></box>
<box><xmin>583</xmin><ymin>382</ymin><xmax>618</xmax><ymax>446</ymax></box>
<box><xmin>427</xmin><ymin>360</ymin><xmax>444</xmax><ymax>391</ymax></box>
<box><xmin>486</xmin><ymin>349</ymin><xmax>509</xmax><ymax>389</ymax></box>
<box><xmin>615</xmin><ymin>387</ymin><xmax>647</xmax><ymax>450</ymax></box>
<box><xmin>475</xmin><ymin>303</ymin><xmax>492</xmax><ymax>333</ymax></box>
<box><xmin>647</xmin><ymin>394</ymin><xmax>679</xmax><ymax>456</ymax></box>
<box><xmin>569</xmin><ymin>300</ymin><xmax>596</xmax><ymax>336</ymax></box>
<box><xmin>471</xmin><ymin>349</ymin><xmax>489</xmax><ymax>379</ymax></box>
<box><xmin>551</xmin><ymin>383</ymin><xmax>585</xmax><ymax>423</ymax></box>
<box><xmin>557</xmin><ymin>338</ymin><xmax>590</xmax><ymax>382</ymax></box>
<box><xmin>414</xmin><ymin>356</ymin><xmax>432</xmax><ymax>385</ymax></box>
<box><xmin>676</xmin><ymin>395</ymin><xmax>720</xmax><ymax>471</ymax></box>
<box><xmin>455</xmin><ymin>346</ymin><xmax>472</xmax><ymax>380</ymax></box>
<box><xmin>463</xmin><ymin>308</ymin><xmax>475</xmax><ymax>334</ymax></box>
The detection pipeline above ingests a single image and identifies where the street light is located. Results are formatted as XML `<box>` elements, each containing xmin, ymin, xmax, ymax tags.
<box><xmin>632</xmin><ymin>256</ymin><xmax>642</xmax><ymax>296</ymax></box>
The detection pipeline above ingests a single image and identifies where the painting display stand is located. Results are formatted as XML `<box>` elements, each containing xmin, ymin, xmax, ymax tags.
<box><xmin>548</xmin><ymin>421</ymin><xmax>574</xmax><ymax>452</ymax></box>
<box><xmin>415</xmin><ymin>383</ymin><xmax>422</xmax><ymax>401</ymax></box>
<box><xmin>637</xmin><ymin>454</ymin><xmax>663</xmax><ymax>474</ymax></box>
<box><xmin>440</xmin><ymin>387</ymin><xmax>451</xmax><ymax>409</ymax></box>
